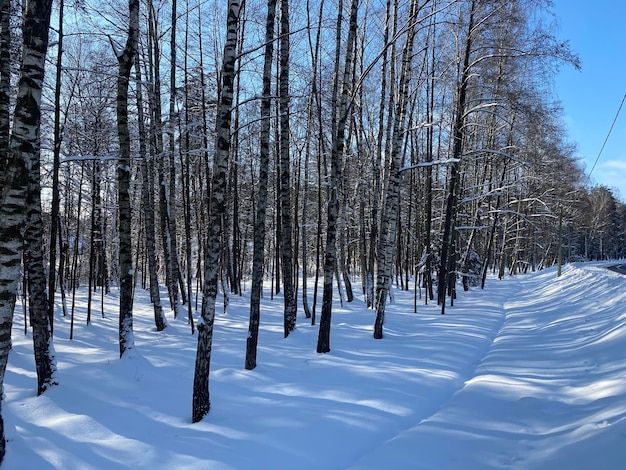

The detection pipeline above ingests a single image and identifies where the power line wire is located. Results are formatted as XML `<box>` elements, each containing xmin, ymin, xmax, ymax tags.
<box><xmin>589</xmin><ymin>93</ymin><xmax>626</xmax><ymax>177</ymax></box>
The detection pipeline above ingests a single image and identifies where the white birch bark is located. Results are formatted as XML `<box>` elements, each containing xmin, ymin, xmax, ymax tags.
<box><xmin>317</xmin><ymin>0</ymin><xmax>359</xmax><ymax>353</ymax></box>
<box><xmin>192</xmin><ymin>0</ymin><xmax>240</xmax><ymax>422</ymax></box>
<box><xmin>374</xmin><ymin>0</ymin><xmax>420</xmax><ymax>338</ymax></box>
<box><xmin>0</xmin><ymin>0</ymin><xmax>54</xmax><ymax>461</ymax></box>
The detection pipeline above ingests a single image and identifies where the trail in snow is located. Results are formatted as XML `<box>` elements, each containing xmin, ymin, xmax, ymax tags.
<box><xmin>351</xmin><ymin>263</ymin><xmax>626</xmax><ymax>470</ymax></box>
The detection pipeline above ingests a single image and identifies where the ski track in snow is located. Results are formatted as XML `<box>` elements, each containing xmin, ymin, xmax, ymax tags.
<box><xmin>346</xmin><ymin>275</ymin><xmax>518</xmax><ymax>469</ymax></box>
<box><xmin>3</xmin><ymin>262</ymin><xmax>626</xmax><ymax>469</ymax></box>
<box><xmin>351</xmin><ymin>263</ymin><xmax>626</xmax><ymax>470</ymax></box>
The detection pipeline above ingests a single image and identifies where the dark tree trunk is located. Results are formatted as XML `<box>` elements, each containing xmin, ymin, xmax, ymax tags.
<box><xmin>303</xmin><ymin>0</ymin><xmax>324</xmax><ymax>323</ymax></box>
<box><xmin>366</xmin><ymin>0</ymin><xmax>392</xmax><ymax>309</ymax></box>
<box><xmin>114</xmin><ymin>0</ymin><xmax>140</xmax><ymax>357</ymax></box>
<box><xmin>69</xmin><ymin>166</ymin><xmax>85</xmax><ymax>340</ymax></box>
<box><xmin>181</xmin><ymin>8</ymin><xmax>195</xmax><ymax>332</ymax></box>
<box><xmin>317</xmin><ymin>0</ymin><xmax>358</xmax><ymax>353</ymax></box>
<box><xmin>246</xmin><ymin>0</ymin><xmax>276</xmax><ymax>370</ymax></box>
<box><xmin>24</xmin><ymin>146</ymin><xmax>57</xmax><ymax>395</ymax></box>
<box><xmin>168</xmin><ymin>0</ymin><xmax>185</xmax><ymax>308</ymax></box>
<box><xmin>437</xmin><ymin>0</ymin><xmax>475</xmax><ymax>310</ymax></box>
<box><xmin>147</xmin><ymin>0</ymin><xmax>181</xmax><ymax>320</ymax></box>
<box><xmin>423</xmin><ymin>11</ymin><xmax>436</xmax><ymax>303</ymax></box>
<box><xmin>136</xmin><ymin>55</ymin><xmax>167</xmax><ymax>332</ymax></box>
<box><xmin>47</xmin><ymin>0</ymin><xmax>65</xmax><ymax>336</ymax></box>
<box><xmin>279</xmin><ymin>0</ymin><xmax>297</xmax><ymax>337</ymax></box>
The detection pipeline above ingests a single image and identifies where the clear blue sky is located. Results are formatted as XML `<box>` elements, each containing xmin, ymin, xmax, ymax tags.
<box><xmin>551</xmin><ymin>0</ymin><xmax>626</xmax><ymax>202</ymax></box>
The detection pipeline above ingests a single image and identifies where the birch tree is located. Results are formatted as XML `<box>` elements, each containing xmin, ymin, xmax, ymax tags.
<box><xmin>168</xmin><ymin>0</ymin><xmax>185</xmax><ymax>308</ymax></box>
<box><xmin>0</xmin><ymin>0</ymin><xmax>8</xmax><ymax>178</ymax></box>
<box><xmin>436</xmin><ymin>0</ymin><xmax>475</xmax><ymax>312</ymax></box>
<box><xmin>245</xmin><ymin>0</ymin><xmax>276</xmax><ymax>370</ymax></box>
<box><xmin>0</xmin><ymin>0</ymin><xmax>54</xmax><ymax>461</ymax></box>
<box><xmin>317</xmin><ymin>0</ymin><xmax>359</xmax><ymax>353</ymax></box>
<box><xmin>47</xmin><ymin>0</ymin><xmax>66</xmax><ymax>335</ymax></box>
<box><xmin>136</xmin><ymin>54</ymin><xmax>167</xmax><ymax>331</ymax></box>
<box><xmin>113</xmin><ymin>0</ymin><xmax>139</xmax><ymax>357</ymax></box>
<box><xmin>374</xmin><ymin>0</ymin><xmax>422</xmax><ymax>338</ymax></box>
<box><xmin>192</xmin><ymin>0</ymin><xmax>240</xmax><ymax>422</ymax></box>
<box><xmin>24</xmin><ymin>134</ymin><xmax>57</xmax><ymax>395</ymax></box>
<box><xmin>279</xmin><ymin>0</ymin><xmax>297</xmax><ymax>337</ymax></box>
<box><xmin>145</xmin><ymin>0</ymin><xmax>182</xmax><ymax>320</ymax></box>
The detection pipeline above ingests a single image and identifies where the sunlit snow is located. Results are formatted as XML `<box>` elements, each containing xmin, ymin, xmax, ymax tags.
<box><xmin>4</xmin><ymin>262</ymin><xmax>626</xmax><ymax>469</ymax></box>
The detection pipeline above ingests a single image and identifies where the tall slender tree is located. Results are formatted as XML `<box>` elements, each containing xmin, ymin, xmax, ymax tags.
<box><xmin>0</xmin><ymin>0</ymin><xmax>9</xmax><ymax>178</ymax></box>
<box><xmin>146</xmin><ymin>0</ymin><xmax>181</xmax><ymax>320</ymax></box>
<box><xmin>47</xmin><ymin>0</ymin><xmax>65</xmax><ymax>336</ymax></box>
<box><xmin>169</xmin><ymin>0</ymin><xmax>185</xmax><ymax>308</ymax></box>
<box><xmin>317</xmin><ymin>0</ymin><xmax>359</xmax><ymax>353</ymax></box>
<box><xmin>136</xmin><ymin>55</ymin><xmax>167</xmax><ymax>332</ymax></box>
<box><xmin>0</xmin><ymin>0</ymin><xmax>54</xmax><ymax>461</ymax></box>
<box><xmin>437</xmin><ymin>0</ymin><xmax>476</xmax><ymax>312</ymax></box>
<box><xmin>113</xmin><ymin>0</ymin><xmax>139</xmax><ymax>357</ymax></box>
<box><xmin>245</xmin><ymin>0</ymin><xmax>276</xmax><ymax>370</ymax></box>
<box><xmin>279</xmin><ymin>0</ymin><xmax>297</xmax><ymax>337</ymax></box>
<box><xmin>374</xmin><ymin>0</ymin><xmax>422</xmax><ymax>338</ymax></box>
<box><xmin>366</xmin><ymin>0</ymin><xmax>392</xmax><ymax>309</ymax></box>
<box><xmin>192</xmin><ymin>0</ymin><xmax>240</xmax><ymax>422</ymax></box>
<box><xmin>24</xmin><ymin>137</ymin><xmax>57</xmax><ymax>395</ymax></box>
<box><xmin>181</xmin><ymin>0</ymin><xmax>195</xmax><ymax>331</ymax></box>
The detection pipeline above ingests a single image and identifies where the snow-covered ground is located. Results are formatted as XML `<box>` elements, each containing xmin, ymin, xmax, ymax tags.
<box><xmin>3</xmin><ymin>262</ymin><xmax>626</xmax><ymax>469</ymax></box>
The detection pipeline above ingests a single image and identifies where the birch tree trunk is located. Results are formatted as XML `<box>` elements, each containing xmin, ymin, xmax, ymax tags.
<box><xmin>0</xmin><ymin>0</ymin><xmax>8</xmax><ymax>178</ymax></box>
<box><xmin>88</xmin><ymin>157</ymin><xmax>108</xmax><ymax>323</ymax></box>
<box><xmin>317</xmin><ymin>0</ymin><xmax>358</xmax><ymax>353</ymax></box>
<box><xmin>310</xmin><ymin>0</ymin><xmax>325</xmax><ymax>325</ymax></box>
<box><xmin>301</xmin><ymin>0</ymin><xmax>323</xmax><ymax>321</ymax></box>
<box><xmin>437</xmin><ymin>0</ymin><xmax>475</xmax><ymax>312</ymax></box>
<box><xmin>279</xmin><ymin>0</ymin><xmax>297</xmax><ymax>337</ymax></box>
<box><xmin>47</xmin><ymin>0</ymin><xmax>65</xmax><ymax>335</ymax></box>
<box><xmin>24</xmin><ymin>146</ymin><xmax>58</xmax><ymax>395</ymax></box>
<box><xmin>181</xmin><ymin>4</ymin><xmax>195</xmax><ymax>331</ymax></box>
<box><xmin>136</xmin><ymin>55</ymin><xmax>167</xmax><ymax>331</ymax></box>
<box><xmin>0</xmin><ymin>0</ymin><xmax>54</xmax><ymax>461</ymax></box>
<box><xmin>192</xmin><ymin>0</ymin><xmax>240</xmax><ymax>422</ymax></box>
<box><xmin>146</xmin><ymin>0</ymin><xmax>181</xmax><ymax>320</ymax></box>
<box><xmin>168</xmin><ymin>0</ymin><xmax>185</xmax><ymax>307</ymax></box>
<box><xmin>114</xmin><ymin>0</ymin><xmax>139</xmax><ymax>357</ymax></box>
<box><xmin>374</xmin><ymin>0</ymin><xmax>420</xmax><ymax>339</ymax></box>
<box><xmin>338</xmin><ymin>136</ymin><xmax>353</xmax><ymax>302</ymax></box>
<box><xmin>245</xmin><ymin>0</ymin><xmax>276</xmax><ymax>371</ymax></box>
<box><xmin>422</xmin><ymin>6</ymin><xmax>437</xmax><ymax>303</ymax></box>
<box><xmin>366</xmin><ymin>0</ymin><xmax>392</xmax><ymax>309</ymax></box>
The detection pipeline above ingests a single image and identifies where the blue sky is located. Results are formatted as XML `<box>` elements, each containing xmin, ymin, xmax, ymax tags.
<box><xmin>551</xmin><ymin>0</ymin><xmax>626</xmax><ymax>202</ymax></box>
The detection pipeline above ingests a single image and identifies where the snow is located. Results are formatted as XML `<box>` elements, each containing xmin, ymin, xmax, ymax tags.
<box><xmin>4</xmin><ymin>262</ymin><xmax>626</xmax><ymax>469</ymax></box>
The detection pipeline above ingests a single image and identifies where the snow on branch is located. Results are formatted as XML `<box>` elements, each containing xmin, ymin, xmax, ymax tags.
<box><xmin>455</xmin><ymin>225</ymin><xmax>491</xmax><ymax>231</ymax></box>
<box><xmin>400</xmin><ymin>158</ymin><xmax>460</xmax><ymax>172</ymax></box>
<box><xmin>461</xmin><ymin>148</ymin><xmax>526</xmax><ymax>165</ymax></box>
<box><xmin>61</xmin><ymin>154</ymin><xmax>120</xmax><ymax>163</ymax></box>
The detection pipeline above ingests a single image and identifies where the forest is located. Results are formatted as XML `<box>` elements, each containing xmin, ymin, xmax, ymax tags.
<box><xmin>1</xmin><ymin>0</ymin><xmax>626</xmax><ymax>464</ymax></box>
